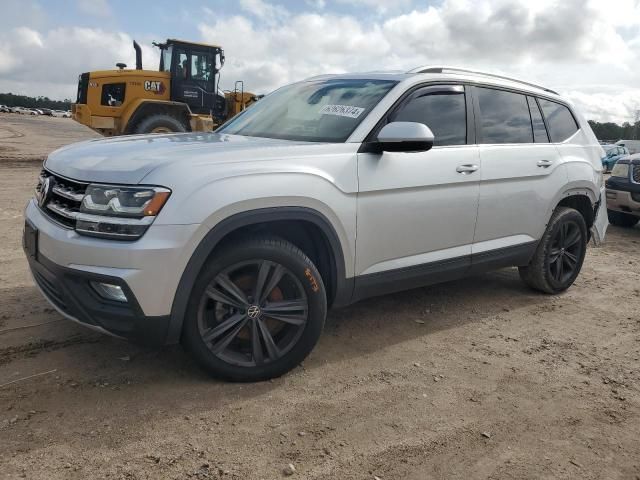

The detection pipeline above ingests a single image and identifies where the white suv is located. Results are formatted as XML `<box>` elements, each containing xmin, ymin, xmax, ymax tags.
<box><xmin>23</xmin><ymin>66</ymin><xmax>608</xmax><ymax>381</ymax></box>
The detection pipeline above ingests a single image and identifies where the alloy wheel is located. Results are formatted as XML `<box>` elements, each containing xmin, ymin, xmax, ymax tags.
<box><xmin>197</xmin><ymin>260</ymin><xmax>309</xmax><ymax>367</ymax></box>
<box><xmin>548</xmin><ymin>220</ymin><xmax>583</xmax><ymax>284</ymax></box>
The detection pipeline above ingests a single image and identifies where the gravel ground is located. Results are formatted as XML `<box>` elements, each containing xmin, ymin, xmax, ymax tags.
<box><xmin>0</xmin><ymin>114</ymin><xmax>639</xmax><ymax>479</ymax></box>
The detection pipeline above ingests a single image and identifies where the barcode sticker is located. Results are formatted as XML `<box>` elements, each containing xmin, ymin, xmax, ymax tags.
<box><xmin>319</xmin><ymin>104</ymin><xmax>365</xmax><ymax>119</ymax></box>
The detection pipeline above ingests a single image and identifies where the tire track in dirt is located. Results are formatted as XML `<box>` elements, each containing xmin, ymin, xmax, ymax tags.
<box><xmin>0</xmin><ymin>334</ymin><xmax>101</xmax><ymax>367</ymax></box>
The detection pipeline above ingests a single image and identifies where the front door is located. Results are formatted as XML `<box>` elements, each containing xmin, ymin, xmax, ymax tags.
<box><xmin>171</xmin><ymin>48</ymin><xmax>218</xmax><ymax>115</ymax></box>
<box><xmin>355</xmin><ymin>84</ymin><xmax>480</xmax><ymax>295</ymax></box>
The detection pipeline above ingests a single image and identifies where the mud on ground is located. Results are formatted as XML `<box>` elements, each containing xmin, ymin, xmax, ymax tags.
<box><xmin>0</xmin><ymin>114</ymin><xmax>639</xmax><ymax>479</ymax></box>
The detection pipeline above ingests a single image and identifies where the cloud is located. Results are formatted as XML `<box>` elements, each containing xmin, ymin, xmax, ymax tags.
<box><xmin>239</xmin><ymin>0</ymin><xmax>289</xmax><ymax>24</ymax></box>
<box><xmin>0</xmin><ymin>27</ymin><xmax>158</xmax><ymax>99</ymax></box>
<box><xmin>77</xmin><ymin>0</ymin><xmax>112</xmax><ymax>17</ymax></box>
<box><xmin>197</xmin><ymin>0</ymin><xmax>640</xmax><ymax>123</ymax></box>
<box><xmin>1</xmin><ymin>0</ymin><xmax>639</xmax><ymax>123</ymax></box>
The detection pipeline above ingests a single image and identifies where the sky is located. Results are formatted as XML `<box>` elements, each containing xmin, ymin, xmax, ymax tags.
<box><xmin>1</xmin><ymin>0</ymin><xmax>639</xmax><ymax>123</ymax></box>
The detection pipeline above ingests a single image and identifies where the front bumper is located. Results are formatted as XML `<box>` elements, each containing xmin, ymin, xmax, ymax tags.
<box><xmin>606</xmin><ymin>188</ymin><xmax>640</xmax><ymax>216</ymax></box>
<box><xmin>26</xmin><ymin>247</ymin><xmax>170</xmax><ymax>345</ymax></box>
<box><xmin>23</xmin><ymin>199</ymin><xmax>201</xmax><ymax>344</ymax></box>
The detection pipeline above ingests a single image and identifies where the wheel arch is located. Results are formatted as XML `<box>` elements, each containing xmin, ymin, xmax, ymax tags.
<box><xmin>124</xmin><ymin>100</ymin><xmax>191</xmax><ymax>134</ymax></box>
<box><xmin>550</xmin><ymin>188</ymin><xmax>598</xmax><ymax>240</ymax></box>
<box><xmin>166</xmin><ymin>207</ymin><xmax>352</xmax><ymax>344</ymax></box>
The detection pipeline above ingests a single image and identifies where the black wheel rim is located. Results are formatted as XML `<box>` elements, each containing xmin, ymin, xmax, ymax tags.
<box><xmin>197</xmin><ymin>260</ymin><xmax>308</xmax><ymax>367</ymax></box>
<box><xmin>548</xmin><ymin>221</ymin><xmax>583</xmax><ymax>284</ymax></box>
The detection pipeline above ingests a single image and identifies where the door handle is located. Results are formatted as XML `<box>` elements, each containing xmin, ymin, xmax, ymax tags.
<box><xmin>537</xmin><ymin>159</ymin><xmax>553</xmax><ymax>168</ymax></box>
<box><xmin>456</xmin><ymin>164</ymin><xmax>479</xmax><ymax>174</ymax></box>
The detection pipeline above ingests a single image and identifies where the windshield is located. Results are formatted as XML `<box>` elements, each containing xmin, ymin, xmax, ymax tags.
<box><xmin>218</xmin><ymin>79</ymin><xmax>397</xmax><ymax>142</ymax></box>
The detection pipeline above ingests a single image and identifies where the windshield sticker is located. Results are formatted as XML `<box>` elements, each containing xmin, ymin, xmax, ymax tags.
<box><xmin>319</xmin><ymin>104</ymin><xmax>365</xmax><ymax>119</ymax></box>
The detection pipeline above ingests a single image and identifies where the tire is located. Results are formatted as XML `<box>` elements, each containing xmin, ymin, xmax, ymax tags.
<box><xmin>519</xmin><ymin>207</ymin><xmax>587</xmax><ymax>294</ymax></box>
<box><xmin>607</xmin><ymin>209</ymin><xmax>639</xmax><ymax>228</ymax></box>
<box><xmin>182</xmin><ymin>237</ymin><xmax>327</xmax><ymax>382</ymax></box>
<box><xmin>134</xmin><ymin>113</ymin><xmax>187</xmax><ymax>134</ymax></box>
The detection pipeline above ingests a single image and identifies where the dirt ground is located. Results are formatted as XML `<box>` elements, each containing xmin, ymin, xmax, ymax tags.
<box><xmin>0</xmin><ymin>114</ymin><xmax>639</xmax><ymax>480</ymax></box>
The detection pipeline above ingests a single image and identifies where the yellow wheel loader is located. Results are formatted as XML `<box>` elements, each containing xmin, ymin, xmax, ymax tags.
<box><xmin>72</xmin><ymin>39</ymin><xmax>259</xmax><ymax>136</ymax></box>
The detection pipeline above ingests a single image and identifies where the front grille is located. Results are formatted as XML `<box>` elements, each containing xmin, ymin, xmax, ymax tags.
<box><xmin>633</xmin><ymin>165</ymin><xmax>640</xmax><ymax>184</ymax></box>
<box><xmin>36</xmin><ymin>170</ymin><xmax>88</xmax><ymax>228</ymax></box>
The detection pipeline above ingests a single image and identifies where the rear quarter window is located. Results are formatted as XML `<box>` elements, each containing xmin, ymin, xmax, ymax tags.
<box><xmin>538</xmin><ymin>99</ymin><xmax>579</xmax><ymax>143</ymax></box>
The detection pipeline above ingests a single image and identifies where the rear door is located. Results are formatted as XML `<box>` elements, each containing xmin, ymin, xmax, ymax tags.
<box><xmin>472</xmin><ymin>87</ymin><xmax>566</xmax><ymax>258</ymax></box>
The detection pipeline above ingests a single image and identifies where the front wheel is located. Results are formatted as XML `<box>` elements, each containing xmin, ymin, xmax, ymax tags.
<box><xmin>519</xmin><ymin>207</ymin><xmax>587</xmax><ymax>294</ymax></box>
<box><xmin>182</xmin><ymin>237</ymin><xmax>327</xmax><ymax>382</ymax></box>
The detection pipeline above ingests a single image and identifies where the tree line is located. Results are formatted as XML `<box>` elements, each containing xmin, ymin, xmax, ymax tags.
<box><xmin>1</xmin><ymin>91</ymin><xmax>639</xmax><ymax>141</ymax></box>
<box><xmin>0</xmin><ymin>92</ymin><xmax>72</xmax><ymax>111</ymax></box>
<box><xmin>588</xmin><ymin>120</ymin><xmax>640</xmax><ymax>142</ymax></box>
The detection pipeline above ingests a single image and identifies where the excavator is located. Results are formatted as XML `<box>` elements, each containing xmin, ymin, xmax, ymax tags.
<box><xmin>72</xmin><ymin>39</ymin><xmax>259</xmax><ymax>136</ymax></box>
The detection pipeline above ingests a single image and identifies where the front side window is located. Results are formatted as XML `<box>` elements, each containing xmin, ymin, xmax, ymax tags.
<box><xmin>391</xmin><ymin>86</ymin><xmax>466</xmax><ymax>146</ymax></box>
<box><xmin>538</xmin><ymin>99</ymin><xmax>579</xmax><ymax>143</ymax></box>
<box><xmin>476</xmin><ymin>87</ymin><xmax>533</xmax><ymax>144</ymax></box>
<box><xmin>175</xmin><ymin>50</ymin><xmax>188</xmax><ymax>79</ymax></box>
<box><xmin>218</xmin><ymin>79</ymin><xmax>397</xmax><ymax>142</ymax></box>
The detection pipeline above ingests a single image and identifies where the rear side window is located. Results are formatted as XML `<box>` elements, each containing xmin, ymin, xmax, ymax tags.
<box><xmin>476</xmin><ymin>87</ymin><xmax>533</xmax><ymax>144</ymax></box>
<box><xmin>538</xmin><ymin>99</ymin><xmax>579</xmax><ymax>142</ymax></box>
<box><xmin>391</xmin><ymin>86</ymin><xmax>466</xmax><ymax>146</ymax></box>
<box><xmin>527</xmin><ymin>97</ymin><xmax>549</xmax><ymax>143</ymax></box>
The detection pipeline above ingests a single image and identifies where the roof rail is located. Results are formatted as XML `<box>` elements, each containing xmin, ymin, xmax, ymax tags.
<box><xmin>408</xmin><ymin>65</ymin><xmax>559</xmax><ymax>95</ymax></box>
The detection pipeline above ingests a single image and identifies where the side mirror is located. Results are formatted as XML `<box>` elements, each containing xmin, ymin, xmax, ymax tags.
<box><xmin>375</xmin><ymin>121</ymin><xmax>435</xmax><ymax>152</ymax></box>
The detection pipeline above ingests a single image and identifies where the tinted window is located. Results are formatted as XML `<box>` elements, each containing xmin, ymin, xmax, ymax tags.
<box><xmin>538</xmin><ymin>99</ymin><xmax>579</xmax><ymax>142</ymax></box>
<box><xmin>527</xmin><ymin>97</ymin><xmax>549</xmax><ymax>143</ymax></box>
<box><xmin>477</xmin><ymin>88</ymin><xmax>533</xmax><ymax>144</ymax></box>
<box><xmin>392</xmin><ymin>87</ymin><xmax>466</xmax><ymax>146</ymax></box>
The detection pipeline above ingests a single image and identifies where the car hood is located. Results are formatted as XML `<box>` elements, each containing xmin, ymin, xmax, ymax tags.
<box><xmin>44</xmin><ymin>132</ymin><xmax>311</xmax><ymax>184</ymax></box>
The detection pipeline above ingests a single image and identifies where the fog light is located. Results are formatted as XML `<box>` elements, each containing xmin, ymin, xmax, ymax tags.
<box><xmin>91</xmin><ymin>281</ymin><xmax>127</xmax><ymax>303</ymax></box>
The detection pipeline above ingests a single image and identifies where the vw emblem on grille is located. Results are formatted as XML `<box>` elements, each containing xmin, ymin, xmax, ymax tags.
<box><xmin>247</xmin><ymin>305</ymin><xmax>261</xmax><ymax>319</ymax></box>
<box><xmin>38</xmin><ymin>176</ymin><xmax>53</xmax><ymax>208</ymax></box>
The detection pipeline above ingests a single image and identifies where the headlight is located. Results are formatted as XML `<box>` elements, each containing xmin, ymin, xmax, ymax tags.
<box><xmin>76</xmin><ymin>185</ymin><xmax>170</xmax><ymax>240</ymax></box>
<box><xmin>611</xmin><ymin>163</ymin><xmax>629</xmax><ymax>179</ymax></box>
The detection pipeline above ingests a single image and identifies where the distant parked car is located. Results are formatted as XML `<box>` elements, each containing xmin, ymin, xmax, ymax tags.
<box><xmin>51</xmin><ymin>110</ymin><xmax>70</xmax><ymax>118</ymax></box>
<box><xmin>606</xmin><ymin>154</ymin><xmax>640</xmax><ymax>227</ymax></box>
<box><xmin>602</xmin><ymin>145</ymin><xmax>629</xmax><ymax>172</ymax></box>
<box><xmin>0</xmin><ymin>105</ymin><xmax>10</xmax><ymax>113</ymax></box>
<box><xmin>39</xmin><ymin>108</ymin><xmax>54</xmax><ymax>116</ymax></box>
<box><xmin>30</xmin><ymin>108</ymin><xmax>43</xmax><ymax>115</ymax></box>
<box><xmin>13</xmin><ymin>107</ymin><xmax>31</xmax><ymax>114</ymax></box>
<box><xmin>616</xmin><ymin>140</ymin><xmax>640</xmax><ymax>155</ymax></box>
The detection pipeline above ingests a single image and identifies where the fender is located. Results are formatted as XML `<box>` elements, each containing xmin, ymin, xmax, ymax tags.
<box><xmin>123</xmin><ymin>99</ymin><xmax>191</xmax><ymax>133</ymax></box>
<box><xmin>166</xmin><ymin>207</ymin><xmax>353</xmax><ymax>344</ymax></box>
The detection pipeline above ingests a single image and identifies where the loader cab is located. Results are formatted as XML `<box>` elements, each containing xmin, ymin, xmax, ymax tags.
<box><xmin>158</xmin><ymin>39</ymin><xmax>227</xmax><ymax>117</ymax></box>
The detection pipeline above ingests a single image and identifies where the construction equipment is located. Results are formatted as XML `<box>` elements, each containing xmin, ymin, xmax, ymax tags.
<box><xmin>72</xmin><ymin>39</ymin><xmax>259</xmax><ymax>136</ymax></box>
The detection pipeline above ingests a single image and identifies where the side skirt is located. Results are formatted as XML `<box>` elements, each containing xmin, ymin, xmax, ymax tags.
<box><xmin>351</xmin><ymin>241</ymin><xmax>538</xmax><ymax>303</ymax></box>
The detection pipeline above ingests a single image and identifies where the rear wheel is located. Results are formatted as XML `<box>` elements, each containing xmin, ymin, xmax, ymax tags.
<box><xmin>182</xmin><ymin>237</ymin><xmax>327</xmax><ymax>382</ymax></box>
<box><xmin>607</xmin><ymin>209</ymin><xmax>639</xmax><ymax>228</ymax></box>
<box><xmin>134</xmin><ymin>113</ymin><xmax>187</xmax><ymax>134</ymax></box>
<box><xmin>519</xmin><ymin>207</ymin><xmax>587</xmax><ymax>294</ymax></box>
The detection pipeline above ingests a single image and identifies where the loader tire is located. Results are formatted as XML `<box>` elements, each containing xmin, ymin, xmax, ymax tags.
<box><xmin>134</xmin><ymin>114</ymin><xmax>187</xmax><ymax>134</ymax></box>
